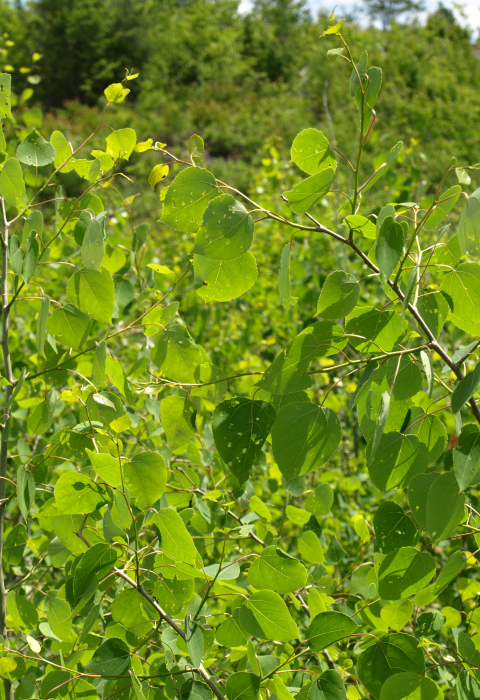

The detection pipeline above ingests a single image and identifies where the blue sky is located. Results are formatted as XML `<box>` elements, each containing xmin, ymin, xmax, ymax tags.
<box><xmin>239</xmin><ymin>0</ymin><xmax>480</xmax><ymax>32</ymax></box>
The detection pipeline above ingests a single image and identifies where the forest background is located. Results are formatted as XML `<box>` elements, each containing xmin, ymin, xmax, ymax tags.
<box><xmin>0</xmin><ymin>0</ymin><xmax>478</xmax><ymax>197</ymax></box>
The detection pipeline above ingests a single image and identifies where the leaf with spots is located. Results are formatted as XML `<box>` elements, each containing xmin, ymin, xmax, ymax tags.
<box><xmin>212</xmin><ymin>398</ymin><xmax>276</xmax><ymax>484</ymax></box>
<box><xmin>271</xmin><ymin>402</ymin><xmax>341</xmax><ymax>480</ymax></box>
<box><xmin>161</xmin><ymin>167</ymin><xmax>218</xmax><ymax>233</ymax></box>
<box><xmin>193</xmin><ymin>194</ymin><xmax>254</xmax><ymax>260</ymax></box>
<box><xmin>373</xmin><ymin>501</ymin><xmax>418</xmax><ymax>554</ymax></box>
<box><xmin>290</xmin><ymin>128</ymin><xmax>336</xmax><ymax>175</ymax></box>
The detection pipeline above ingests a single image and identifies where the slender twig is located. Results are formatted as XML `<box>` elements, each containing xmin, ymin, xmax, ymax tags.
<box><xmin>0</xmin><ymin>197</ymin><xmax>13</xmax><ymax>700</ymax></box>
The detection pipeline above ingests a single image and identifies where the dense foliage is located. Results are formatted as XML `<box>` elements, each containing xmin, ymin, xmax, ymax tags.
<box><xmin>3</xmin><ymin>15</ymin><xmax>480</xmax><ymax>700</ymax></box>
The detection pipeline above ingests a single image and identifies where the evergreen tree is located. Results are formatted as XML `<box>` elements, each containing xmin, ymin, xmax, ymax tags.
<box><xmin>364</xmin><ymin>0</ymin><xmax>425</xmax><ymax>29</ymax></box>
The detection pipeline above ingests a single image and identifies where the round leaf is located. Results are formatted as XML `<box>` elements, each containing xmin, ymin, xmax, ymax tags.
<box><xmin>272</xmin><ymin>402</ymin><xmax>341</xmax><ymax>479</ymax></box>
<box><xmin>193</xmin><ymin>194</ymin><xmax>254</xmax><ymax>260</ymax></box>
<box><xmin>194</xmin><ymin>251</ymin><xmax>257</xmax><ymax>302</ymax></box>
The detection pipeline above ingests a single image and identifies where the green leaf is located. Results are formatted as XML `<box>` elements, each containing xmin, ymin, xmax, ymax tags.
<box><xmin>424</xmin><ymin>185</ymin><xmax>461</xmax><ymax>231</ymax></box>
<box><xmin>380</xmin><ymin>672</ymin><xmax>443</xmax><ymax>700</ymax></box>
<box><xmin>350</xmin><ymin>51</ymin><xmax>368</xmax><ymax>97</ymax></box>
<box><xmin>50</xmin><ymin>130</ymin><xmax>73</xmax><ymax>169</ymax></box>
<box><xmin>327</xmin><ymin>47</ymin><xmax>345</xmax><ymax>62</ymax></box>
<box><xmin>185</xmin><ymin>614</ymin><xmax>204</xmax><ymax>667</ymax></box>
<box><xmin>0</xmin><ymin>658</ymin><xmax>16</xmax><ymax>674</ymax></box>
<box><xmin>307</xmin><ymin>611</ymin><xmax>357</xmax><ymax>651</ymax></box>
<box><xmin>368</xmin><ymin>390</ymin><xmax>390</xmax><ymax>462</ymax></box>
<box><xmin>0</xmin><ymin>74</ymin><xmax>12</xmax><ymax>118</ymax></box>
<box><xmin>40</xmin><ymin>673</ymin><xmax>96</xmax><ymax>700</ymax></box>
<box><xmin>241</xmin><ymin>590</ymin><xmax>298</xmax><ymax>641</ymax></box>
<box><xmin>308</xmin><ymin>671</ymin><xmax>346</xmax><ymax>700</ymax></box>
<box><xmin>305</xmin><ymin>483</ymin><xmax>333</xmax><ymax>516</ymax></box>
<box><xmin>188</xmin><ymin>133</ymin><xmax>205</xmax><ymax>165</ymax></box>
<box><xmin>458</xmin><ymin>186</ymin><xmax>480</xmax><ymax>255</ymax></box>
<box><xmin>193</xmin><ymin>194</ymin><xmax>254</xmax><ymax>260</ymax></box>
<box><xmin>105</xmin><ymin>128</ymin><xmax>136</xmax><ymax>160</ymax></box>
<box><xmin>325</xmin><ymin>536</ymin><xmax>346</xmax><ymax>565</ymax></box>
<box><xmin>452</xmin><ymin>364</ymin><xmax>480</xmax><ymax>415</ymax></box>
<box><xmin>271</xmin><ymin>402</ymin><xmax>341</xmax><ymax>480</ymax></box>
<box><xmin>74</xmin><ymin>543</ymin><xmax>117</xmax><ymax>602</ymax></box>
<box><xmin>454</xmin><ymin>671</ymin><xmax>480</xmax><ymax>699</ymax></box>
<box><xmin>298</xmin><ymin>530</ymin><xmax>324</xmax><ymax>563</ymax></box>
<box><xmin>28</xmin><ymin>389</ymin><xmax>57</xmax><ymax>433</ymax></box>
<box><xmin>278</xmin><ymin>242</ymin><xmax>298</xmax><ymax>309</ymax></box>
<box><xmin>286</xmin><ymin>504</ymin><xmax>311</xmax><ymax>525</ymax></box>
<box><xmin>380</xmin><ymin>599</ymin><xmax>413</xmax><ymax>632</ymax></box>
<box><xmin>104</xmin><ymin>83</ymin><xmax>130</xmax><ymax>103</ymax></box>
<box><xmin>216</xmin><ymin>609</ymin><xmax>249</xmax><ymax>647</ymax></box>
<box><xmin>6</xmin><ymin>590</ymin><xmax>37</xmax><ymax>632</ymax></box>
<box><xmin>153</xmin><ymin>325</ymin><xmax>203</xmax><ymax>383</ymax></box>
<box><xmin>17</xmin><ymin>465</ymin><xmax>35</xmax><ymax>520</ymax></box>
<box><xmin>93</xmin><ymin>340</ymin><xmax>107</xmax><ymax>388</ymax></box>
<box><xmin>368</xmin><ymin>432</ymin><xmax>428</xmax><ymax>491</ymax></box>
<box><xmin>385</xmin><ymin>356</ymin><xmax>422</xmax><ymax>401</ymax></box>
<box><xmin>414</xmin><ymin>550</ymin><xmax>467</xmax><ymax>606</ymax></box>
<box><xmin>0</xmin><ymin>158</ymin><xmax>26</xmax><ymax>210</ymax></box>
<box><xmin>441</xmin><ymin>263</ymin><xmax>480</xmax><ymax>335</ymax></box>
<box><xmin>225</xmin><ymin>672</ymin><xmax>260</xmax><ymax>700</ymax></box>
<box><xmin>9</xmin><ymin>233</ymin><xmax>23</xmax><ymax>275</ymax></box>
<box><xmin>376</xmin><ymin>217</ymin><xmax>406</xmax><ymax>284</ymax></box>
<box><xmin>17</xmin><ymin>129</ymin><xmax>55</xmax><ymax>167</ymax></box>
<box><xmin>324</xmin><ymin>19</ymin><xmax>345</xmax><ymax>34</ymax></box>
<box><xmin>36</xmin><ymin>296</ymin><xmax>49</xmax><ymax>357</ymax></box>
<box><xmin>426</xmin><ymin>471</ymin><xmax>465</xmax><ymax>544</ymax></box>
<box><xmin>408</xmin><ymin>473</ymin><xmax>440</xmax><ymax>529</ymax></box>
<box><xmin>248</xmin><ymin>546</ymin><xmax>307</xmax><ymax>594</ymax></box>
<box><xmin>161</xmin><ymin>167</ymin><xmax>218</xmax><ymax>233</ymax></box>
<box><xmin>256</xmin><ymin>321</ymin><xmax>346</xmax><ymax>395</ymax></box>
<box><xmin>284</xmin><ymin>166</ymin><xmax>335</xmax><ymax>214</ymax></box>
<box><xmin>194</xmin><ymin>252</ymin><xmax>257</xmax><ymax>302</ymax></box>
<box><xmin>344</xmin><ymin>214</ymin><xmax>377</xmax><ymax>239</ymax></box>
<box><xmin>160</xmin><ymin>395</ymin><xmax>197</xmax><ymax>451</ymax></box>
<box><xmin>106</xmin><ymin>354</ymin><xmax>134</xmax><ymax>402</ymax></box>
<box><xmin>346</xmin><ymin>307</ymin><xmax>404</xmax><ymax>353</ymax></box>
<box><xmin>154</xmin><ymin>508</ymin><xmax>197</xmax><ymax>564</ymax></box>
<box><xmin>316</xmin><ymin>270</ymin><xmax>359</xmax><ymax>319</ymax></box>
<box><xmin>54</xmin><ymin>471</ymin><xmax>108</xmax><ymax>515</ymax></box>
<box><xmin>454</xmin><ymin>424</ymin><xmax>480</xmax><ymax>490</ymax></box>
<box><xmin>290</xmin><ymin>129</ymin><xmax>336</xmax><ymax>175</ymax></box>
<box><xmin>22</xmin><ymin>230</ymin><xmax>39</xmax><ymax>284</ymax></box>
<box><xmin>48</xmin><ymin>304</ymin><xmax>92</xmax><ymax>350</ymax></box>
<box><xmin>357</xmin><ymin>632</ymin><xmax>425</xmax><ymax>699</ymax></box>
<box><xmin>148</xmin><ymin>163</ymin><xmax>169</xmax><ymax>189</ymax></box>
<box><xmin>212</xmin><ymin>398</ymin><xmax>276</xmax><ymax>484</ymax></box>
<box><xmin>67</xmin><ymin>266</ymin><xmax>114</xmax><ymax>324</ymax></box>
<box><xmin>373</xmin><ymin>501</ymin><xmax>418</xmax><ymax>554</ymax></box>
<box><xmin>417</xmin><ymin>291</ymin><xmax>449</xmax><ymax>338</ymax></box>
<box><xmin>86</xmin><ymin>449</ymin><xmax>122</xmax><ymax>486</ymax></box>
<box><xmin>47</xmin><ymin>596</ymin><xmax>75</xmax><ymax>643</ymax></box>
<box><xmin>359</xmin><ymin>66</ymin><xmax>382</xmax><ymax>124</ymax></box>
<box><xmin>111</xmin><ymin>588</ymin><xmax>151</xmax><ymax>634</ymax></box>
<box><xmin>407</xmin><ymin>408</ymin><xmax>447</xmax><ymax>465</ymax></box>
<box><xmin>152</xmin><ymin>577</ymin><xmax>194</xmax><ymax>616</ymax></box>
<box><xmin>4</xmin><ymin>523</ymin><xmax>27</xmax><ymax>566</ymax></box>
<box><xmin>124</xmin><ymin>451</ymin><xmax>167</xmax><ymax>508</ymax></box>
<box><xmin>86</xmin><ymin>637</ymin><xmax>130</xmax><ymax>676</ymax></box>
<box><xmin>377</xmin><ymin>546</ymin><xmax>436</xmax><ymax>600</ymax></box>
<box><xmin>81</xmin><ymin>212</ymin><xmax>106</xmax><ymax>271</ymax></box>
<box><xmin>415</xmin><ymin>611</ymin><xmax>446</xmax><ymax>638</ymax></box>
<box><xmin>247</xmin><ymin>639</ymin><xmax>261</xmax><ymax>676</ymax></box>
